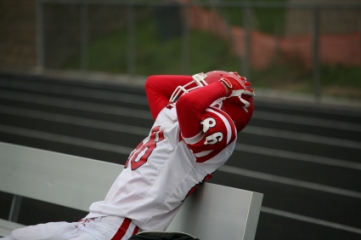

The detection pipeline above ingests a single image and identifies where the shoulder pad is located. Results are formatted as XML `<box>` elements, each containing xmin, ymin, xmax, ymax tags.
<box><xmin>186</xmin><ymin>107</ymin><xmax>237</xmax><ymax>162</ymax></box>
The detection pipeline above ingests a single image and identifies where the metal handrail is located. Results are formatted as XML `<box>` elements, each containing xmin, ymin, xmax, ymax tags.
<box><xmin>36</xmin><ymin>0</ymin><xmax>361</xmax><ymax>101</ymax></box>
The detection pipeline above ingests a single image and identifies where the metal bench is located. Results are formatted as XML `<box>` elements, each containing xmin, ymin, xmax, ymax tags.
<box><xmin>0</xmin><ymin>142</ymin><xmax>263</xmax><ymax>239</ymax></box>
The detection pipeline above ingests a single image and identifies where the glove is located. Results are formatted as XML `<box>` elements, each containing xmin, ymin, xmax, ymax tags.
<box><xmin>219</xmin><ymin>75</ymin><xmax>254</xmax><ymax>98</ymax></box>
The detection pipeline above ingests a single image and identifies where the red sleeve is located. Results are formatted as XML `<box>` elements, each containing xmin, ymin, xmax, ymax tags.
<box><xmin>176</xmin><ymin>81</ymin><xmax>227</xmax><ymax>139</ymax></box>
<box><xmin>186</xmin><ymin>107</ymin><xmax>237</xmax><ymax>163</ymax></box>
<box><xmin>145</xmin><ymin>75</ymin><xmax>193</xmax><ymax>120</ymax></box>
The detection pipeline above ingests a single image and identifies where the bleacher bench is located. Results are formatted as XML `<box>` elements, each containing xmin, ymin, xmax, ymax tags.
<box><xmin>0</xmin><ymin>142</ymin><xmax>263</xmax><ymax>240</ymax></box>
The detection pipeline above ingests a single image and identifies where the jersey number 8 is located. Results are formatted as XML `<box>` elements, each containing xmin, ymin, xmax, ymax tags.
<box><xmin>125</xmin><ymin>126</ymin><xmax>165</xmax><ymax>170</ymax></box>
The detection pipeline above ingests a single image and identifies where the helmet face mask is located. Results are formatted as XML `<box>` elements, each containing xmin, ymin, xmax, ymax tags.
<box><xmin>170</xmin><ymin>70</ymin><xmax>255</xmax><ymax>131</ymax></box>
<box><xmin>169</xmin><ymin>73</ymin><xmax>208</xmax><ymax>103</ymax></box>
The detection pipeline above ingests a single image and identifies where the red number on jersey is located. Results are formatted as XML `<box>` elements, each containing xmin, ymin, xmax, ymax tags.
<box><xmin>125</xmin><ymin>126</ymin><xmax>165</xmax><ymax>170</ymax></box>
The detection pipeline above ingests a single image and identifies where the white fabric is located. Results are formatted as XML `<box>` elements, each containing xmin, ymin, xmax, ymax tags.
<box><xmin>6</xmin><ymin>216</ymin><xmax>135</xmax><ymax>240</ymax></box>
<box><xmin>88</xmin><ymin>105</ymin><xmax>236</xmax><ymax>231</ymax></box>
<box><xmin>1</xmin><ymin>236</ymin><xmax>16</xmax><ymax>240</ymax></box>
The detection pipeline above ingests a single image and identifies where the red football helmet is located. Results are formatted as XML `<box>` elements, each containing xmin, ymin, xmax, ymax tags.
<box><xmin>170</xmin><ymin>70</ymin><xmax>255</xmax><ymax>132</ymax></box>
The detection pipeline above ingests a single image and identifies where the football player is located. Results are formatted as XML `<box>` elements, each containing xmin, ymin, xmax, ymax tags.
<box><xmin>2</xmin><ymin>70</ymin><xmax>254</xmax><ymax>240</ymax></box>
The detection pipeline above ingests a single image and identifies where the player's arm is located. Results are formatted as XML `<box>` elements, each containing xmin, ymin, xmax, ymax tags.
<box><xmin>145</xmin><ymin>75</ymin><xmax>193</xmax><ymax>120</ymax></box>
<box><xmin>176</xmin><ymin>80</ymin><xmax>229</xmax><ymax>140</ymax></box>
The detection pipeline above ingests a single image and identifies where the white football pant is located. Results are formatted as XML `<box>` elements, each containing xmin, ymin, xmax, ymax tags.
<box><xmin>1</xmin><ymin>216</ymin><xmax>139</xmax><ymax>240</ymax></box>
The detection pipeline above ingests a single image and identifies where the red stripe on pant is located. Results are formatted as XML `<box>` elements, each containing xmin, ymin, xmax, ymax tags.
<box><xmin>111</xmin><ymin>218</ymin><xmax>135</xmax><ymax>240</ymax></box>
<box><xmin>132</xmin><ymin>226</ymin><xmax>139</xmax><ymax>235</ymax></box>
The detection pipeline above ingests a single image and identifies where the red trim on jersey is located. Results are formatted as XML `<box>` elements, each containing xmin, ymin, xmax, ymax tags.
<box><xmin>111</xmin><ymin>218</ymin><xmax>131</xmax><ymax>240</ymax></box>
<box><xmin>178</xmin><ymin>131</ymin><xmax>183</xmax><ymax>142</ymax></box>
<box><xmin>184</xmin><ymin>174</ymin><xmax>213</xmax><ymax>200</ymax></box>
<box><xmin>194</xmin><ymin>149</ymin><xmax>221</xmax><ymax>163</ymax></box>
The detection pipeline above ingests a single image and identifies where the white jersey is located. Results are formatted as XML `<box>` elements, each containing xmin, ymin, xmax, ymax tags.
<box><xmin>87</xmin><ymin>104</ymin><xmax>237</xmax><ymax>231</ymax></box>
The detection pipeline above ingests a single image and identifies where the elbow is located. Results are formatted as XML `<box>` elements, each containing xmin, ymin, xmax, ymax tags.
<box><xmin>176</xmin><ymin>92</ymin><xmax>203</xmax><ymax>138</ymax></box>
<box><xmin>145</xmin><ymin>75</ymin><xmax>157</xmax><ymax>91</ymax></box>
<box><xmin>176</xmin><ymin>94</ymin><xmax>189</xmax><ymax>113</ymax></box>
<box><xmin>176</xmin><ymin>93</ymin><xmax>198</xmax><ymax>116</ymax></box>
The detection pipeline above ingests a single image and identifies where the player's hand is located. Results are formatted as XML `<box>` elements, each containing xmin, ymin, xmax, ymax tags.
<box><xmin>219</xmin><ymin>75</ymin><xmax>254</xmax><ymax>98</ymax></box>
